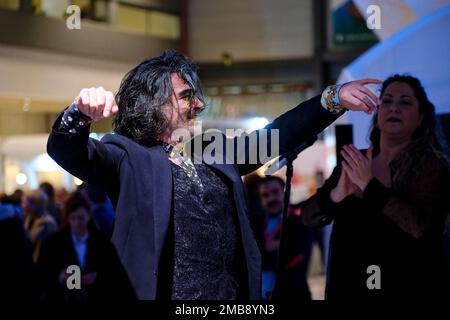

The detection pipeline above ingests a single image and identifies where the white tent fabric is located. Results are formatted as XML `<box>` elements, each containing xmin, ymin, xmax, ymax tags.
<box><xmin>336</xmin><ymin>4</ymin><xmax>450</xmax><ymax>148</ymax></box>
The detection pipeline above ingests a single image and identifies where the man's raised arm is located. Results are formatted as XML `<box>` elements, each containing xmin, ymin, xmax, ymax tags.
<box><xmin>47</xmin><ymin>87</ymin><xmax>123</xmax><ymax>190</ymax></box>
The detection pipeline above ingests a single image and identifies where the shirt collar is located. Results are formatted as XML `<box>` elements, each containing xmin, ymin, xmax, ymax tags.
<box><xmin>71</xmin><ymin>231</ymin><xmax>89</xmax><ymax>244</ymax></box>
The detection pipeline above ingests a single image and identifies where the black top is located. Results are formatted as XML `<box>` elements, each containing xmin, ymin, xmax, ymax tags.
<box><xmin>301</xmin><ymin>153</ymin><xmax>450</xmax><ymax>300</ymax></box>
<box><xmin>165</xmin><ymin>162</ymin><xmax>241</xmax><ymax>299</ymax></box>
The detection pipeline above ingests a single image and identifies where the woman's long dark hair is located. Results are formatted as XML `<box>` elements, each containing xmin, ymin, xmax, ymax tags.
<box><xmin>369</xmin><ymin>74</ymin><xmax>450</xmax><ymax>190</ymax></box>
<box><xmin>113</xmin><ymin>50</ymin><xmax>204</xmax><ymax>146</ymax></box>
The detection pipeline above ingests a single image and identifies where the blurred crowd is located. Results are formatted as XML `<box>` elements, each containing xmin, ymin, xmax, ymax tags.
<box><xmin>0</xmin><ymin>182</ymin><xmax>134</xmax><ymax>301</ymax></box>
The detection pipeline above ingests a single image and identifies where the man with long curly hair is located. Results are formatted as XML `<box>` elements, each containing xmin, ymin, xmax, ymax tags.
<box><xmin>47</xmin><ymin>50</ymin><xmax>380</xmax><ymax>300</ymax></box>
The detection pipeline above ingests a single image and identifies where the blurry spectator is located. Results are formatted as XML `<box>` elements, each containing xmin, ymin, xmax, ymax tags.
<box><xmin>11</xmin><ymin>189</ymin><xmax>24</xmax><ymax>205</ymax></box>
<box><xmin>55</xmin><ymin>187</ymin><xmax>70</xmax><ymax>208</ymax></box>
<box><xmin>84</xmin><ymin>184</ymin><xmax>115</xmax><ymax>237</ymax></box>
<box><xmin>23</xmin><ymin>191</ymin><xmax>58</xmax><ymax>261</ymax></box>
<box><xmin>0</xmin><ymin>195</ymin><xmax>37</xmax><ymax>301</ymax></box>
<box><xmin>244</xmin><ymin>172</ymin><xmax>264</xmax><ymax>222</ymax></box>
<box><xmin>302</xmin><ymin>75</ymin><xmax>450</xmax><ymax>300</ymax></box>
<box><xmin>39</xmin><ymin>182</ymin><xmax>64</xmax><ymax>228</ymax></box>
<box><xmin>254</xmin><ymin>176</ymin><xmax>311</xmax><ymax>300</ymax></box>
<box><xmin>38</xmin><ymin>192</ymin><xmax>135</xmax><ymax>301</ymax></box>
<box><xmin>244</xmin><ymin>172</ymin><xmax>265</xmax><ymax>253</ymax></box>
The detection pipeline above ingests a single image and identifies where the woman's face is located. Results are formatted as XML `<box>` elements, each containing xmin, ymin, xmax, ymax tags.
<box><xmin>68</xmin><ymin>207</ymin><xmax>90</xmax><ymax>236</ymax></box>
<box><xmin>377</xmin><ymin>82</ymin><xmax>423</xmax><ymax>140</ymax></box>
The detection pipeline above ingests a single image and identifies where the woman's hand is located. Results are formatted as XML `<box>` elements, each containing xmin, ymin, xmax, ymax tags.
<box><xmin>81</xmin><ymin>272</ymin><xmax>97</xmax><ymax>286</ymax></box>
<box><xmin>330</xmin><ymin>167</ymin><xmax>359</xmax><ymax>203</ymax></box>
<box><xmin>341</xmin><ymin>145</ymin><xmax>373</xmax><ymax>191</ymax></box>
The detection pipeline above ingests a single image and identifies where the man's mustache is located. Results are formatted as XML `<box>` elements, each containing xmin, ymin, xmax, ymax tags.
<box><xmin>187</xmin><ymin>107</ymin><xmax>204</xmax><ymax>120</ymax></box>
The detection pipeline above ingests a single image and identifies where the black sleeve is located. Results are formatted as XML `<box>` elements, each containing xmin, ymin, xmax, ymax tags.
<box><xmin>47</xmin><ymin>111</ymin><xmax>125</xmax><ymax>192</ymax></box>
<box><xmin>59</xmin><ymin>102</ymin><xmax>92</xmax><ymax>133</ymax></box>
<box><xmin>233</xmin><ymin>95</ymin><xmax>344</xmax><ymax>176</ymax></box>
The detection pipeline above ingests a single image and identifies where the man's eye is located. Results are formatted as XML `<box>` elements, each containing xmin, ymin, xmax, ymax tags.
<box><xmin>182</xmin><ymin>94</ymin><xmax>195</xmax><ymax>103</ymax></box>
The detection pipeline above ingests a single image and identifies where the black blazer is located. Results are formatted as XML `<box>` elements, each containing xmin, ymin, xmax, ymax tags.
<box><xmin>47</xmin><ymin>94</ymin><xmax>342</xmax><ymax>299</ymax></box>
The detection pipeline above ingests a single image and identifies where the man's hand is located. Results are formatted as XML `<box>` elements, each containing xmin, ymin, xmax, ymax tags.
<box><xmin>75</xmin><ymin>87</ymin><xmax>119</xmax><ymax>121</ymax></box>
<box><xmin>339</xmin><ymin>79</ymin><xmax>382</xmax><ymax>114</ymax></box>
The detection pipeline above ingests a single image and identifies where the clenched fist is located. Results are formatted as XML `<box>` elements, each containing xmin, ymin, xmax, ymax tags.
<box><xmin>75</xmin><ymin>87</ymin><xmax>119</xmax><ymax>121</ymax></box>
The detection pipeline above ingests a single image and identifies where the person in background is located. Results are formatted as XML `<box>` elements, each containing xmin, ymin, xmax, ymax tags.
<box><xmin>254</xmin><ymin>176</ymin><xmax>311</xmax><ymax>300</ymax></box>
<box><xmin>23</xmin><ymin>191</ymin><xmax>58</xmax><ymax>262</ymax></box>
<box><xmin>38</xmin><ymin>192</ymin><xmax>135</xmax><ymax>301</ymax></box>
<box><xmin>10</xmin><ymin>189</ymin><xmax>24</xmax><ymax>206</ymax></box>
<box><xmin>301</xmin><ymin>74</ymin><xmax>450</xmax><ymax>300</ymax></box>
<box><xmin>0</xmin><ymin>194</ymin><xmax>37</xmax><ymax>301</ymax></box>
<box><xmin>39</xmin><ymin>182</ymin><xmax>64</xmax><ymax>228</ymax></box>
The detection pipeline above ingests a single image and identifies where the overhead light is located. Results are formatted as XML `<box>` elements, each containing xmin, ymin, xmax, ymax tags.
<box><xmin>16</xmin><ymin>173</ymin><xmax>27</xmax><ymax>185</ymax></box>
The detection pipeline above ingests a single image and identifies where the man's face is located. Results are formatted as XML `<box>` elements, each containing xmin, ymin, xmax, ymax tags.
<box><xmin>165</xmin><ymin>73</ymin><xmax>205</xmax><ymax>139</ymax></box>
<box><xmin>259</xmin><ymin>181</ymin><xmax>284</xmax><ymax>216</ymax></box>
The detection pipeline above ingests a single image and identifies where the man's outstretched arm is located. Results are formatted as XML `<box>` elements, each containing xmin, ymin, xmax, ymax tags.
<box><xmin>236</xmin><ymin>79</ymin><xmax>381</xmax><ymax>176</ymax></box>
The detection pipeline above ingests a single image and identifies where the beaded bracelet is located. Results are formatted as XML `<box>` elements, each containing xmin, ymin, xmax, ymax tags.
<box><xmin>320</xmin><ymin>84</ymin><xmax>346</xmax><ymax>114</ymax></box>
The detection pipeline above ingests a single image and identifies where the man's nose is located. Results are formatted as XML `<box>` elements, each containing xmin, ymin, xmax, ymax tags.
<box><xmin>194</xmin><ymin>96</ymin><xmax>205</xmax><ymax>110</ymax></box>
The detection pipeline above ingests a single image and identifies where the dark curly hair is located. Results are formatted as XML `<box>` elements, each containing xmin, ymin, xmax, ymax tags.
<box><xmin>113</xmin><ymin>50</ymin><xmax>204</xmax><ymax>146</ymax></box>
<box><xmin>369</xmin><ymin>74</ymin><xmax>450</xmax><ymax>190</ymax></box>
